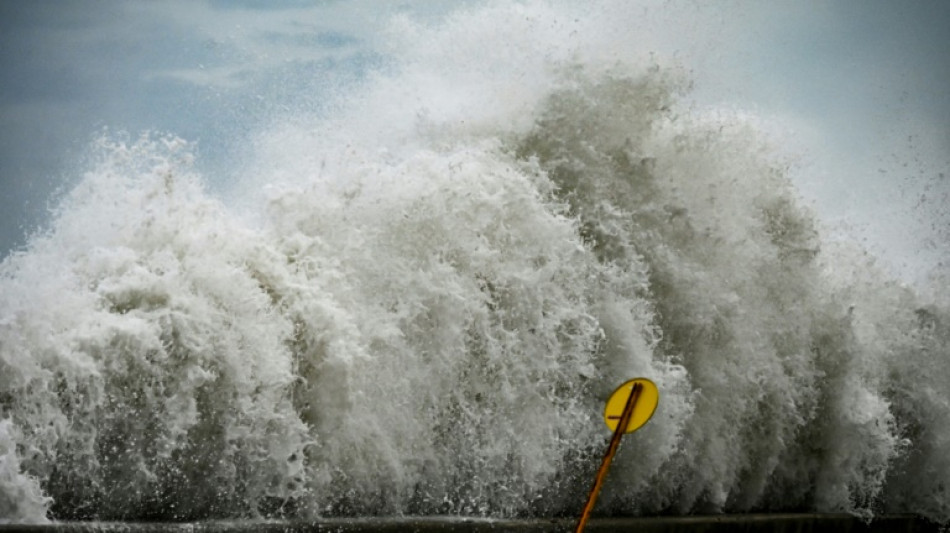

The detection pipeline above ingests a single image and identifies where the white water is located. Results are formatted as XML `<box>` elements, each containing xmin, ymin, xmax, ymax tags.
<box><xmin>1</xmin><ymin>1</ymin><xmax>949</xmax><ymax>524</ymax></box>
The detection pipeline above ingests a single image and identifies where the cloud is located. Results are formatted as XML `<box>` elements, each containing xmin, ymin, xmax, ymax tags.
<box><xmin>127</xmin><ymin>1</ymin><xmax>391</xmax><ymax>89</ymax></box>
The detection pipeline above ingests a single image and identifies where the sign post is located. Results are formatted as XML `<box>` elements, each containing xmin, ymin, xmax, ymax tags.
<box><xmin>574</xmin><ymin>378</ymin><xmax>658</xmax><ymax>533</ymax></box>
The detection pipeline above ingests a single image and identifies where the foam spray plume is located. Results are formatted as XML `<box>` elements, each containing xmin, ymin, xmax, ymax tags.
<box><xmin>1</xmin><ymin>2</ymin><xmax>949</xmax><ymax>525</ymax></box>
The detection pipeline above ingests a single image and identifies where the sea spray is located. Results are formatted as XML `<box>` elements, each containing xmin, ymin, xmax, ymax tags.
<box><xmin>1</xmin><ymin>134</ymin><xmax>314</xmax><ymax>519</ymax></box>
<box><xmin>2</xmin><ymin>5</ymin><xmax>950</xmax><ymax>525</ymax></box>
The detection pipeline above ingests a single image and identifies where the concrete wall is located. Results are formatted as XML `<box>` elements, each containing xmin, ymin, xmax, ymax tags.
<box><xmin>0</xmin><ymin>514</ymin><xmax>942</xmax><ymax>533</ymax></box>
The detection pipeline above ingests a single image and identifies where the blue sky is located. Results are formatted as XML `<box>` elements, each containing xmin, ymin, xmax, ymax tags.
<box><xmin>1</xmin><ymin>1</ymin><xmax>948</xmax><ymax>284</ymax></box>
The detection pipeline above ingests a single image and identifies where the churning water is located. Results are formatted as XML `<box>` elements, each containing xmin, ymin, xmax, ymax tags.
<box><xmin>1</xmin><ymin>1</ymin><xmax>948</xmax><ymax>525</ymax></box>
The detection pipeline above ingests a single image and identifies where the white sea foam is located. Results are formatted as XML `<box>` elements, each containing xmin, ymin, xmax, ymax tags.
<box><xmin>1</xmin><ymin>0</ymin><xmax>948</xmax><ymax>524</ymax></box>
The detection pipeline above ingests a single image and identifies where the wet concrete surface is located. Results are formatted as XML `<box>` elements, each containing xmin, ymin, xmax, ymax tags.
<box><xmin>0</xmin><ymin>514</ymin><xmax>942</xmax><ymax>533</ymax></box>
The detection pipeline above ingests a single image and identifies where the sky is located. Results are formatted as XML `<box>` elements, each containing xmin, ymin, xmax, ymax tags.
<box><xmin>0</xmin><ymin>0</ymin><xmax>948</xmax><ymax>285</ymax></box>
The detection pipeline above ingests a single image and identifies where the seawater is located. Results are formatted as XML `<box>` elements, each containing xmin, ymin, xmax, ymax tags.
<box><xmin>1</xmin><ymin>2</ymin><xmax>949</xmax><ymax>525</ymax></box>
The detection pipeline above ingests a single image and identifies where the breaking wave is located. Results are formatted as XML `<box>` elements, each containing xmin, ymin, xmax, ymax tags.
<box><xmin>1</xmin><ymin>1</ymin><xmax>948</xmax><ymax>525</ymax></box>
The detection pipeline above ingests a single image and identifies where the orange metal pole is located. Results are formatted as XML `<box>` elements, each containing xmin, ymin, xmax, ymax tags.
<box><xmin>574</xmin><ymin>382</ymin><xmax>642</xmax><ymax>533</ymax></box>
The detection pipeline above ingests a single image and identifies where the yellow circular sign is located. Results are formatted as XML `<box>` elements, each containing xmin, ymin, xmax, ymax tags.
<box><xmin>602</xmin><ymin>377</ymin><xmax>659</xmax><ymax>433</ymax></box>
